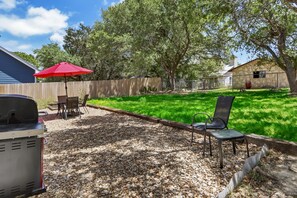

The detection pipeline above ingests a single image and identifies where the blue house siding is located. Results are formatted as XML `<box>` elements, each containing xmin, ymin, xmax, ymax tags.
<box><xmin>0</xmin><ymin>71</ymin><xmax>22</xmax><ymax>84</ymax></box>
<box><xmin>0</xmin><ymin>50</ymin><xmax>36</xmax><ymax>84</ymax></box>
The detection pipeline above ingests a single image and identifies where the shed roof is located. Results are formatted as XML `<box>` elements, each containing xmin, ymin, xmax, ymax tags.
<box><xmin>0</xmin><ymin>46</ymin><xmax>38</xmax><ymax>71</ymax></box>
<box><xmin>227</xmin><ymin>58</ymin><xmax>260</xmax><ymax>72</ymax></box>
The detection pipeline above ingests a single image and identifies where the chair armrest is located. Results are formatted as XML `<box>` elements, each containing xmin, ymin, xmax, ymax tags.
<box><xmin>212</xmin><ymin>117</ymin><xmax>228</xmax><ymax>129</ymax></box>
<box><xmin>192</xmin><ymin>112</ymin><xmax>212</xmax><ymax>126</ymax></box>
<box><xmin>197</xmin><ymin>116</ymin><xmax>227</xmax><ymax>132</ymax></box>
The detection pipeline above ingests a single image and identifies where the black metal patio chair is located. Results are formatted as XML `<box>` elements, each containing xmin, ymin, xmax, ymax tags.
<box><xmin>79</xmin><ymin>94</ymin><xmax>89</xmax><ymax>113</ymax></box>
<box><xmin>191</xmin><ymin>96</ymin><xmax>235</xmax><ymax>156</ymax></box>
<box><xmin>57</xmin><ymin>95</ymin><xmax>67</xmax><ymax>116</ymax></box>
<box><xmin>64</xmin><ymin>96</ymin><xmax>81</xmax><ymax>119</ymax></box>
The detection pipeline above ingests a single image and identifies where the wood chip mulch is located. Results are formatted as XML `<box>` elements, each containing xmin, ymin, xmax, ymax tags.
<box><xmin>35</xmin><ymin>108</ymin><xmax>296</xmax><ymax>197</ymax></box>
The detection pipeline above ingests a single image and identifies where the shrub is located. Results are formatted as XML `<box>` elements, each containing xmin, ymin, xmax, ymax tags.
<box><xmin>139</xmin><ymin>86</ymin><xmax>157</xmax><ymax>94</ymax></box>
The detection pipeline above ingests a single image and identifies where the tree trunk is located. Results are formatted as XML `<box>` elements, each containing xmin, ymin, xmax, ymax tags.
<box><xmin>285</xmin><ymin>66</ymin><xmax>297</xmax><ymax>95</ymax></box>
<box><xmin>169</xmin><ymin>73</ymin><xmax>176</xmax><ymax>90</ymax></box>
<box><xmin>202</xmin><ymin>79</ymin><xmax>206</xmax><ymax>90</ymax></box>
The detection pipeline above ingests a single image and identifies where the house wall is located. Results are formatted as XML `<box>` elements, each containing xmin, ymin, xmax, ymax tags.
<box><xmin>0</xmin><ymin>51</ymin><xmax>36</xmax><ymax>84</ymax></box>
<box><xmin>232</xmin><ymin>60</ymin><xmax>289</xmax><ymax>89</ymax></box>
<box><xmin>219</xmin><ymin>72</ymin><xmax>232</xmax><ymax>87</ymax></box>
<box><xmin>218</xmin><ymin>57</ymin><xmax>237</xmax><ymax>87</ymax></box>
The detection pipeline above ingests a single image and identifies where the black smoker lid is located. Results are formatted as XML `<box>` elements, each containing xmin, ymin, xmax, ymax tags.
<box><xmin>0</xmin><ymin>94</ymin><xmax>38</xmax><ymax>125</ymax></box>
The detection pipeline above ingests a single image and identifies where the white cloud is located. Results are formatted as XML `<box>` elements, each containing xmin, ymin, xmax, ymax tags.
<box><xmin>103</xmin><ymin>0</ymin><xmax>108</xmax><ymax>5</ymax></box>
<box><xmin>18</xmin><ymin>44</ymin><xmax>32</xmax><ymax>50</ymax></box>
<box><xmin>49</xmin><ymin>21</ymin><xmax>86</xmax><ymax>47</ymax></box>
<box><xmin>71</xmin><ymin>21</ymin><xmax>84</xmax><ymax>29</ymax></box>
<box><xmin>0</xmin><ymin>0</ymin><xmax>25</xmax><ymax>10</ymax></box>
<box><xmin>50</xmin><ymin>31</ymin><xmax>65</xmax><ymax>47</ymax></box>
<box><xmin>111</xmin><ymin>0</ymin><xmax>124</xmax><ymax>6</ymax></box>
<box><xmin>0</xmin><ymin>40</ymin><xmax>33</xmax><ymax>53</ymax></box>
<box><xmin>0</xmin><ymin>0</ymin><xmax>16</xmax><ymax>10</ymax></box>
<box><xmin>0</xmin><ymin>6</ymin><xmax>68</xmax><ymax>37</ymax></box>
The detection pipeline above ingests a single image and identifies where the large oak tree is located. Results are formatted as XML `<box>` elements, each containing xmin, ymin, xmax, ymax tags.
<box><xmin>221</xmin><ymin>0</ymin><xmax>297</xmax><ymax>94</ymax></box>
<box><xmin>100</xmin><ymin>0</ymin><xmax>229</xmax><ymax>89</ymax></box>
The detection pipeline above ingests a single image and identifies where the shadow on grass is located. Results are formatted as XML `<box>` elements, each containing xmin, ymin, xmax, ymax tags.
<box><xmin>88</xmin><ymin>89</ymin><xmax>297</xmax><ymax>142</ymax></box>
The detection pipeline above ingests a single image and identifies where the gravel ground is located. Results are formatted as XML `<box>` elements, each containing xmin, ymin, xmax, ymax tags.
<box><xmin>35</xmin><ymin>107</ymin><xmax>296</xmax><ymax>197</ymax></box>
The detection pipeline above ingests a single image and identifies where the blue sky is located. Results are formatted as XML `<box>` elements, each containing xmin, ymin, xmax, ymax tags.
<box><xmin>0</xmin><ymin>0</ymin><xmax>252</xmax><ymax>64</ymax></box>
<box><xmin>0</xmin><ymin>0</ymin><xmax>122</xmax><ymax>52</ymax></box>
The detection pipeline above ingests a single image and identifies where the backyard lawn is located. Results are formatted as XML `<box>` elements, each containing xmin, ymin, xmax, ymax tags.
<box><xmin>88</xmin><ymin>89</ymin><xmax>297</xmax><ymax>142</ymax></box>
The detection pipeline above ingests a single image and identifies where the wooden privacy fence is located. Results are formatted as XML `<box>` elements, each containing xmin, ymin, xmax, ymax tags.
<box><xmin>0</xmin><ymin>77</ymin><xmax>161</xmax><ymax>101</ymax></box>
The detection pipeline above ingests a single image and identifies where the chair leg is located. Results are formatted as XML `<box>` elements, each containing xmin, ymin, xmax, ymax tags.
<box><xmin>57</xmin><ymin>104</ymin><xmax>60</xmax><ymax>116</ymax></box>
<box><xmin>232</xmin><ymin>140</ymin><xmax>236</xmax><ymax>155</ymax></box>
<box><xmin>218</xmin><ymin>140</ymin><xmax>223</xmax><ymax>168</ymax></box>
<box><xmin>63</xmin><ymin>105</ymin><xmax>67</xmax><ymax>120</ymax></box>
<box><xmin>84</xmin><ymin>106</ymin><xmax>89</xmax><ymax>113</ymax></box>
<box><xmin>209</xmin><ymin>135</ymin><xmax>212</xmax><ymax>156</ymax></box>
<box><xmin>191</xmin><ymin>126</ymin><xmax>194</xmax><ymax>146</ymax></box>
<box><xmin>78</xmin><ymin>108</ymin><xmax>81</xmax><ymax>118</ymax></box>
<box><xmin>246</xmin><ymin>137</ymin><xmax>250</xmax><ymax>157</ymax></box>
<box><xmin>203</xmin><ymin>130</ymin><xmax>206</xmax><ymax>156</ymax></box>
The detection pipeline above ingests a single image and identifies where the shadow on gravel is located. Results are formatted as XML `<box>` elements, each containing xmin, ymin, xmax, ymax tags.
<box><xmin>40</xmin><ymin>110</ymin><xmax>259</xmax><ymax>197</ymax></box>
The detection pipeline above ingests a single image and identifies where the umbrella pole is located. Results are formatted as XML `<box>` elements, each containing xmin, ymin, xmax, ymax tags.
<box><xmin>64</xmin><ymin>75</ymin><xmax>68</xmax><ymax>97</ymax></box>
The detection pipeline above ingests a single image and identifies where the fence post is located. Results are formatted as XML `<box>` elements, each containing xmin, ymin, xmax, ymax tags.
<box><xmin>276</xmin><ymin>73</ymin><xmax>279</xmax><ymax>88</ymax></box>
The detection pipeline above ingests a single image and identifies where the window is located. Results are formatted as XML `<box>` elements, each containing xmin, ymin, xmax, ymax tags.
<box><xmin>253</xmin><ymin>71</ymin><xmax>266</xmax><ymax>78</ymax></box>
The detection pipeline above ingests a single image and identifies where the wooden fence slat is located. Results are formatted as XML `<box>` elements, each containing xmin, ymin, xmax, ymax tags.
<box><xmin>0</xmin><ymin>77</ymin><xmax>161</xmax><ymax>101</ymax></box>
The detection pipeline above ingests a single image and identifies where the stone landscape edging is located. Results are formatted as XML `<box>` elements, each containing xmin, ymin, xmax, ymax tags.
<box><xmin>217</xmin><ymin>144</ymin><xmax>269</xmax><ymax>198</ymax></box>
<box><xmin>87</xmin><ymin>104</ymin><xmax>297</xmax><ymax>156</ymax></box>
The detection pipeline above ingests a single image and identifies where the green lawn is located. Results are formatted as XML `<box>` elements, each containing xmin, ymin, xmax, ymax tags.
<box><xmin>88</xmin><ymin>89</ymin><xmax>297</xmax><ymax>142</ymax></box>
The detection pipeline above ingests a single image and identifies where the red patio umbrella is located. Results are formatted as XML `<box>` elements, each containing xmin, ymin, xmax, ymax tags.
<box><xmin>34</xmin><ymin>62</ymin><xmax>93</xmax><ymax>96</ymax></box>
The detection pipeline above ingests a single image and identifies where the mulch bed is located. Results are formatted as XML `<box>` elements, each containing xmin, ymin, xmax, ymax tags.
<box><xmin>35</xmin><ymin>108</ymin><xmax>296</xmax><ymax>197</ymax></box>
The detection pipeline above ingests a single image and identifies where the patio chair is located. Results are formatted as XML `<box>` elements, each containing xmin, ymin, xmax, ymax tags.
<box><xmin>191</xmin><ymin>96</ymin><xmax>235</xmax><ymax>156</ymax></box>
<box><xmin>57</xmin><ymin>95</ymin><xmax>67</xmax><ymax>116</ymax></box>
<box><xmin>64</xmin><ymin>96</ymin><xmax>81</xmax><ymax>119</ymax></box>
<box><xmin>79</xmin><ymin>94</ymin><xmax>89</xmax><ymax>113</ymax></box>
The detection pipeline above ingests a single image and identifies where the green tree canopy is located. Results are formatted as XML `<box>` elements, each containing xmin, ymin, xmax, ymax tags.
<box><xmin>219</xmin><ymin>0</ymin><xmax>297</xmax><ymax>93</ymax></box>
<box><xmin>86</xmin><ymin>22</ymin><xmax>130</xmax><ymax>80</ymax></box>
<box><xmin>34</xmin><ymin>43</ymin><xmax>80</xmax><ymax>69</ymax></box>
<box><xmin>63</xmin><ymin>24</ymin><xmax>92</xmax><ymax>65</ymax></box>
<box><xmin>13</xmin><ymin>52</ymin><xmax>39</xmax><ymax>68</ymax></box>
<box><xmin>99</xmin><ymin>0</ymin><xmax>230</xmax><ymax>89</ymax></box>
<box><xmin>34</xmin><ymin>43</ymin><xmax>81</xmax><ymax>82</ymax></box>
<box><xmin>33</xmin><ymin>1</ymin><xmax>235</xmax><ymax>86</ymax></box>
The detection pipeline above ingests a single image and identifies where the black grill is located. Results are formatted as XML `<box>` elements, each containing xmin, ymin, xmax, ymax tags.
<box><xmin>0</xmin><ymin>94</ymin><xmax>46</xmax><ymax>197</ymax></box>
<box><xmin>0</xmin><ymin>94</ymin><xmax>38</xmax><ymax>124</ymax></box>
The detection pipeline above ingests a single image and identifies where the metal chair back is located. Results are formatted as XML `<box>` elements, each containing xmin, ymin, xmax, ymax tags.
<box><xmin>58</xmin><ymin>95</ymin><xmax>67</xmax><ymax>104</ymax></box>
<box><xmin>63</xmin><ymin>97</ymin><xmax>81</xmax><ymax>119</ymax></box>
<box><xmin>66</xmin><ymin>97</ymin><xmax>79</xmax><ymax>109</ymax></box>
<box><xmin>213</xmin><ymin>96</ymin><xmax>235</xmax><ymax>128</ymax></box>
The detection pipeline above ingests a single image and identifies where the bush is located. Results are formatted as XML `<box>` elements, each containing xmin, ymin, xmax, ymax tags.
<box><xmin>139</xmin><ymin>86</ymin><xmax>157</xmax><ymax>94</ymax></box>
